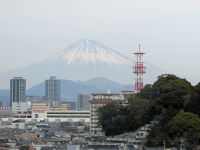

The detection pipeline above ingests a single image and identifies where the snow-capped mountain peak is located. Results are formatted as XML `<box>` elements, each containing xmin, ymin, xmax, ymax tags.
<box><xmin>51</xmin><ymin>39</ymin><xmax>131</xmax><ymax>65</ymax></box>
<box><xmin>0</xmin><ymin>39</ymin><xmax>167</xmax><ymax>89</ymax></box>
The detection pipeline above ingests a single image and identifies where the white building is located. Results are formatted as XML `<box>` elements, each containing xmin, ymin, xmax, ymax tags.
<box><xmin>89</xmin><ymin>92</ymin><xmax>121</xmax><ymax>134</ymax></box>
<box><xmin>46</xmin><ymin>110</ymin><xmax>90</xmax><ymax>122</ymax></box>
<box><xmin>12</xmin><ymin>102</ymin><xmax>30</xmax><ymax>113</ymax></box>
<box><xmin>31</xmin><ymin>102</ymin><xmax>90</xmax><ymax>122</ymax></box>
<box><xmin>32</xmin><ymin>102</ymin><xmax>50</xmax><ymax>119</ymax></box>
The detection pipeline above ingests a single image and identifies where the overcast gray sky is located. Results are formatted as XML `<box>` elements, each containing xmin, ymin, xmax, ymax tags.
<box><xmin>0</xmin><ymin>0</ymin><xmax>200</xmax><ymax>83</ymax></box>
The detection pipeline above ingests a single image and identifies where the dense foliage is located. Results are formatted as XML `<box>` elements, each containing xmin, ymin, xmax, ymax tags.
<box><xmin>97</xmin><ymin>74</ymin><xmax>200</xmax><ymax>146</ymax></box>
<box><xmin>98</xmin><ymin>102</ymin><xmax>127</xmax><ymax>136</ymax></box>
<box><xmin>168</xmin><ymin>110</ymin><xmax>200</xmax><ymax>145</ymax></box>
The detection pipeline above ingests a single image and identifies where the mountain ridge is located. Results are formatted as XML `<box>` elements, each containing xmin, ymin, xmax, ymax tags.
<box><xmin>27</xmin><ymin>77</ymin><xmax>133</xmax><ymax>102</ymax></box>
<box><xmin>0</xmin><ymin>39</ymin><xmax>167</xmax><ymax>89</ymax></box>
<box><xmin>1</xmin><ymin>77</ymin><xmax>133</xmax><ymax>106</ymax></box>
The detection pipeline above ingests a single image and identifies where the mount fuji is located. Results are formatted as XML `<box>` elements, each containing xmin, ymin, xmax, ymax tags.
<box><xmin>51</xmin><ymin>39</ymin><xmax>131</xmax><ymax>65</ymax></box>
<box><xmin>0</xmin><ymin>39</ymin><xmax>166</xmax><ymax>89</ymax></box>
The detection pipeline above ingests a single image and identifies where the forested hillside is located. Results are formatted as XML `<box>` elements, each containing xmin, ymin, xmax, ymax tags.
<box><xmin>98</xmin><ymin>74</ymin><xmax>200</xmax><ymax>147</ymax></box>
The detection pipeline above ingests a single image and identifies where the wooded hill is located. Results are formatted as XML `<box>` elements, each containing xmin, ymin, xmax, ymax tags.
<box><xmin>98</xmin><ymin>74</ymin><xmax>200</xmax><ymax>147</ymax></box>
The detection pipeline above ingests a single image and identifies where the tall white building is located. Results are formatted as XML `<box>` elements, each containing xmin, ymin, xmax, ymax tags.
<box><xmin>45</xmin><ymin>76</ymin><xmax>61</xmax><ymax>107</ymax></box>
<box><xmin>89</xmin><ymin>92</ymin><xmax>121</xmax><ymax>134</ymax></box>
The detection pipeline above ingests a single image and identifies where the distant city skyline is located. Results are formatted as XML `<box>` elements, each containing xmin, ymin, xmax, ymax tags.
<box><xmin>0</xmin><ymin>0</ymin><xmax>200</xmax><ymax>84</ymax></box>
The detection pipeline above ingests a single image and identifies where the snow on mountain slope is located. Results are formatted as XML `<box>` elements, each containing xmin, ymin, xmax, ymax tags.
<box><xmin>49</xmin><ymin>39</ymin><xmax>131</xmax><ymax>65</ymax></box>
<box><xmin>0</xmin><ymin>39</ymin><xmax>167</xmax><ymax>89</ymax></box>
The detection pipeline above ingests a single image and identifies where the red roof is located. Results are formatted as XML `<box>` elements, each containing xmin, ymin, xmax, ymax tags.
<box><xmin>89</xmin><ymin>100</ymin><xmax>121</xmax><ymax>104</ymax></box>
<box><xmin>15</xmin><ymin>134</ymin><xmax>38</xmax><ymax>139</ymax></box>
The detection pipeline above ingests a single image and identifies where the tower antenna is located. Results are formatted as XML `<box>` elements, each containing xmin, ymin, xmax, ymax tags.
<box><xmin>133</xmin><ymin>44</ymin><xmax>146</xmax><ymax>92</ymax></box>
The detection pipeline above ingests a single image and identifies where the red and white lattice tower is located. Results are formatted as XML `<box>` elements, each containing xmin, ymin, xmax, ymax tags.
<box><xmin>133</xmin><ymin>44</ymin><xmax>146</xmax><ymax>92</ymax></box>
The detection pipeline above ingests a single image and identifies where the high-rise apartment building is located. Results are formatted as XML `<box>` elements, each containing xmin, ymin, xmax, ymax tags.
<box><xmin>89</xmin><ymin>91</ymin><xmax>121</xmax><ymax>134</ymax></box>
<box><xmin>10</xmin><ymin>77</ymin><xmax>26</xmax><ymax>107</ymax></box>
<box><xmin>45</xmin><ymin>76</ymin><xmax>61</xmax><ymax>107</ymax></box>
<box><xmin>77</xmin><ymin>93</ymin><xmax>90</xmax><ymax>110</ymax></box>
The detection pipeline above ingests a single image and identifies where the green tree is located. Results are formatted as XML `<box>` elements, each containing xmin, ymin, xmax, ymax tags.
<box><xmin>145</xmin><ymin>74</ymin><xmax>193</xmax><ymax>146</ymax></box>
<box><xmin>184</xmin><ymin>83</ymin><xmax>200</xmax><ymax>116</ymax></box>
<box><xmin>151</xmin><ymin>74</ymin><xmax>192</xmax><ymax>121</ymax></box>
<box><xmin>97</xmin><ymin>73</ymin><xmax>200</xmax><ymax>147</ymax></box>
<box><xmin>97</xmin><ymin>102</ymin><xmax>127</xmax><ymax>136</ymax></box>
<box><xmin>126</xmin><ymin>97</ymin><xmax>151</xmax><ymax>132</ymax></box>
<box><xmin>168</xmin><ymin>110</ymin><xmax>200</xmax><ymax>145</ymax></box>
<box><xmin>138</xmin><ymin>84</ymin><xmax>153</xmax><ymax>100</ymax></box>
<box><xmin>152</xmin><ymin>74</ymin><xmax>192</xmax><ymax>99</ymax></box>
<box><xmin>138</xmin><ymin>74</ymin><xmax>192</xmax><ymax>120</ymax></box>
<box><xmin>97</xmin><ymin>98</ymin><xmax>152</xmax><ymax>136</ymax></box>
<box><xmin>194</xmin><ymin>82</ymin><xmax>200</xmax><ymax>94</ymax></box>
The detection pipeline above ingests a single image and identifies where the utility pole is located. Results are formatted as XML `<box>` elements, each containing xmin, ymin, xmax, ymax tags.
<box><xmin>163</xmin><ymin>139</ymin><xmax>166</xmax><ymax>150</ymax></box>
<box><xmin>180</xmin><ymin>139</ymin><xmax>184</xmax><ymax>150</ymax></box>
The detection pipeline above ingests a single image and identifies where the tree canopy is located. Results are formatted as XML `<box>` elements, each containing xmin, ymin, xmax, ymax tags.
<box><xmin>97</xmin><ymin>74</ymin><xmax>200</xmax><ymax>146</ymax></box>
<box><xmin>98</xmin><ymin>102</ymin><xmax>127</xmax><ymax>136</ymax></box>
<box><xmin>168</xmin><ymin>110</ymin><xmax>200</xmax><ymax>145</ymax></box>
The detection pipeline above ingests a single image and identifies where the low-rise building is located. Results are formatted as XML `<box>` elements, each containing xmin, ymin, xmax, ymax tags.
<box><xmin>14</xmin><ymin>133</ymin><xmax>39</xmax><ymax>139</ymax></box>
<box><xmin>121</xmin><ymin>91</ymin><xmax>135</xmax><ymax>100</ymax></box>
<box><xmin>14</xmin><ymin>112</ymin><xmax>32</xmax><ymax>118</ymax></box>
<box><xmin>12</xmin><ymin>102</ymin><xmax>31</xmax><ymax>113</ymax></box>
<box><xmin>31</xmin><ymin>102</ymin><xmax>90</xmax><ymax>122</ymax></box>
<box><xmin>46</xmin><ymin>110</ymin><xmax>90</xmax><ymax>122</ymax></box>
<box><xmin>32</xmin><ymin>102</ymin><xmax>50</xmax><ymax>119</ymax></box>
<box><xmin>12</xmin><ymin>119</ymin><xmax>26</xmax><ymax>129</ymax></box>
<box><xmin>0</xmin><ymin>108</ymin><xmax>13</xmax><ymax>118</ymax></box>
<box><xmin>60</xmin><ymin>102</ymin><xmax>70</xmax><ymax>110</ymax></box>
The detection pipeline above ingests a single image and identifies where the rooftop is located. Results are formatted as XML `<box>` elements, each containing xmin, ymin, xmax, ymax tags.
<box><xmin>91</xmin><ymin>93</ymin><xmax>120</xmax><ymax>95</ymax></box>
<box><xmin>89</xmin><ymin>100</ymin><xmax>121</xmax><ymax>104</ymax></box>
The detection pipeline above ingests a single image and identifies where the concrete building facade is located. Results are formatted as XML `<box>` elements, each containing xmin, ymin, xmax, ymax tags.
<box><xmin>31</xmin><ymin>102</ymin><xmax>90</xmax><ymax>122</ymax></box>
<box><xmin>12</xmin><ymin>102</ymin><xmax>31</xmax><ymax>113</ymax></box>
<box><xmin>89</xmin><ymin>92</ymin><xmax>121</xmax><ymax>134</ymax></box>
<box><xmin>45</xmin><ymin>76</ymin><xmax>61</xmax><ymax>107</ymax></box>
<box><xmin>10</xmin><ymin>77</ymin><xmax>26</xmax><ymax>107</ymax></box>
<box><xmin>77</xmin><ymin>93</ymin><xmax>90</xmax><ymax>110</ymax></box>
<box><xmin>26</xmin><ymin>96</ymin><xmax>45</xmax><ymax>103</ymax></box>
